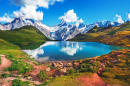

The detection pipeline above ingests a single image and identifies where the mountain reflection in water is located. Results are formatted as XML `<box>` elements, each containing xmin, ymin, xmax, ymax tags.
<box><xmin>22</xmin><ymin>41</ymin><xmax>128</xmax><ymax>62</ymax></box>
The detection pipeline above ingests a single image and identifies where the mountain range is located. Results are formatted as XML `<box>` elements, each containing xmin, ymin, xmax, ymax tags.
<box><xmin>0</xmin><ymin>17</ymin><xmax>126</xmax><ymax>40</ymax></box>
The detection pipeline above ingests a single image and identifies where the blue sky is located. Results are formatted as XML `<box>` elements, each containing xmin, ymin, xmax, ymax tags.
<box><xmin>0</xmin><ymin>0</ymin><xmax>130</xmax><ymax>26</ymax></box>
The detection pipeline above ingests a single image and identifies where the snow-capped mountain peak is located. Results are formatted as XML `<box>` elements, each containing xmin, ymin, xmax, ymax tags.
<box><xmin>57</xmin><ymin>18</ymin><xmax>68</xmax><ymax>26</ymax></box>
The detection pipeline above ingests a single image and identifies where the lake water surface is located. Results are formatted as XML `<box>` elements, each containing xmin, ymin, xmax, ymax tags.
<box><xmin>22</xmin><ymin>41</ymin><xmax>129</xmax><ymax>62</ymax></box>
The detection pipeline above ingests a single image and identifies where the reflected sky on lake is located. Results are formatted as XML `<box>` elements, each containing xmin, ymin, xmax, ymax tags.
<box><xmin>22</xmin><ymin>41</ymin><xmax>129</xmax><ymax>62</ymax></box>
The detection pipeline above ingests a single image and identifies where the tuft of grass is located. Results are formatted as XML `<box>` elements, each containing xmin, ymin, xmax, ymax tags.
<box><xmin>38</xmin><ymin>70</ymin><xmax>47</xmax><ymax>80</ymax></box>
<box><xmin>0</xmin><ymin>57</ymin><xmax>1</xmax><ymax>64</ymax></box>
<box><xmin>12</xmin><ymin>79</ymin><xmax>30</xmax><ymax>86</ymax></box>
<box><xmin>1</xmin><ymin>73</ymin><xmax>10</xmax><ymax>78</ymax></box>
<box><xmin>77</xmin><ymin>59</ymin><xmax>100</xmax><ymax>73</ymax></box>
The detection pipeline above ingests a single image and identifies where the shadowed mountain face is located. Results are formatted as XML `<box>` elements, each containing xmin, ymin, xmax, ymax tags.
<box><xmin>0</xmin><ymin>17</ymin><xmax>126</xmax><ymax>40</ymax></box>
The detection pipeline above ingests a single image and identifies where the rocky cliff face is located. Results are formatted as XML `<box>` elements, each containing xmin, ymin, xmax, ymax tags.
<box><xmin>0</xmin><ymin>23</ymin><xmax>4</xmax><ymax>30</ymax></box>
<box><xmin>1</xmin><ymin>17</ymin><xmax>34</xmax><ymax>30</ymax></box>
<box><xmin>34</xmin><ymin>21</ymin><xmax>52</xmax><ymax>39</ymax></box>
<box><xmin>53</xmin><ymin>25</ymin><xmax>80</xmax><ymax>40</ymax></box>
<box><xmin>50</xmin><ymin>19</ymin><xmax>80</xmax><ymax>40</ymax></box>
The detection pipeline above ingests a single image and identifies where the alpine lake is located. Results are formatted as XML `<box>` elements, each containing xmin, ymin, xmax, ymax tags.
<box><xmin>22</xmin><ymin>41</ymin><xmax>129</xmax><ymax>62</ymax></box>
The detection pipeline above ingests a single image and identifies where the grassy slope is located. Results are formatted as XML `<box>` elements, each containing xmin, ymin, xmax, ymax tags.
<box><xmin>97</xmin><ymin>49</ymin><xmax>130</xmax><ymax>85</ymax></box>
<box><xmin>0</xmin><ymin>26</ymin><xmax>51</xmax><ymax>73</ymax></box>
<box><xmin>0</xmin><ymin>25</ymin><xmax>50</xmax><ymax>49</ymax></box>
<box><xmin>0</xmin><ymin>39</ymin><xmax>20</xmax><ymax>50</ymax></box>
<box><xmin>0</xmin><ymin>39</ymin><xmax>33</xmax><ymax>74</ymax></box>
<box><xmin>69</xmin><ymin>22</ymin><xmax>130</xmax><ymax>47</ymax></box>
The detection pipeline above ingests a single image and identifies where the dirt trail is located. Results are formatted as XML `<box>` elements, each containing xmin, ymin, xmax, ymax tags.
<box><xmin>77</xmin><ymin>73</ymin><xmax>111</xmax><ymax>86</ymax></box>
<box><xmin>97</xmin><ymin>57</ymin><xmax>108</xmax><ymax>76</ymax></box>
<box><xmin>97</xmin><ymin>62</ymin><xmax>105</xmax><ymax>76</ymax></box>
<box><xmin>0</xmin><ymin>55</ymin><xmax>12</xmax><ymax>71</ymax></box>
<box><xmin>77</xmin><ymin>57</ymin><xmax>111</xmax><ymax>86</ymax></box>
<box><xmin>23</xmin><ymin>60</ymin><xmax>48</xmax><ymax>79</ymax></box>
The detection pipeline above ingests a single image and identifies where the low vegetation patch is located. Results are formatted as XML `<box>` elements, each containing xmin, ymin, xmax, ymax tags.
<box><xmin>38</xmin><ymin>70</ymin><xmax>47</xmax><ymax>80</ymax></box>
<box><xmin>5</xmin><ymin>55</ymin><xmax>33</xmax><ymax>74</ymax></box>
<box><xmin>1</xmin><ymin>73</ymin><xmax>10</xmax><ymax>78</ymax></box>
<box><xmin>12</xmin><ymin>79</ymin><xmax>30</xmax><ymax>86</ymax></box>
<box><xmin>43</xmin><ymin>73</ymin><xmax>92</xmax><ymax>86</ymax></box>
<box><xmin>77</xmin><ymin>59</ymin><xmax>100</xmax><ymax>73</ymax></box>
<box><xmin>0</xmin><ymin>50</ymin><xmax>34</xmax><ymax>74</ymax></box>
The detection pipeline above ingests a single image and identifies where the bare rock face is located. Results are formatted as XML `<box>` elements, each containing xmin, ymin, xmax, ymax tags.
<box><xmin>34</xmin><ymin>21</ymin><xmax>51</xmax><ymax>39</ymax></box>
<box><xmin>50</xmin><ymin>19</ymin><xmax>80</xmax><ymax>40</ymax></box>
<box><xmin>0</xmin><ymin>17</ymin><xmax>34</xmax><ymax>30</ymax></box>
<box><xmin>65</xmin><ymin>26</ymin><xmax>80</xmax><ymax>40</ymax></box>
<box><xmin>3</xmin><ymin>23</ymin><xmax>12</xmax><ymax>30</ymax></box>
<box><xmin>0</xmin><ymin>23</ymin><xmax>4</xmax><ymax>30</ymax></box>
<box><xmin>53</xmin><ymin>26</ymin><xmax>80</xmax><ymax>40</ymax></box>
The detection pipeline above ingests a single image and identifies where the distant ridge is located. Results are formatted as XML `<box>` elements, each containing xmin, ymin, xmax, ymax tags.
<box><xmin>0</xmin><ymin>17</ymin><xmax>127</xmax><ymax>40</ymax></box>
<box><xmin>69</xmin><ymin>21</ymin><xmax>130</xmax><ymax>47</ymax></box>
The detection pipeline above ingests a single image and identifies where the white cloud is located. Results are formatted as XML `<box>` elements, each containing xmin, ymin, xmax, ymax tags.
<box><xmin>0</xmin><ymin>13</ymin><xmax>13</xmax><ymax>22</ymax></box>
<box><xmin>76</xmin><ymin>19</ymin><xmax>84</xmax><ymax>27</ymax></box>
<box><xmin>115</xmin><ymin>14</ymin><xmax>124</xmax><ymax>23</ymax></box>
<box><xmin>11</xmin><ymin>0</ymin><xmax>63</xmax><ymax>9</ymax></box>
<box><xmin>60</xmin><ymin>44</ymin><xmax>82</xmax><ymax>56</ymax></box>
<box><xmin>40</xmin><ymin>41</ymin><xmax>56</xmax><ymax>48</ymax></box>
<box><xmin>128</xmin><ymin>13</ymin><xmax>130</xmax><ymax>20</ymax></box>
<box><xmin>59</xmin><ymin>9</ymin><xmax>78</xmax><ymax>22</ymax></box>
<box><xmin>59</xmin><ymin>9</ymin><xmax>84</xmax><ymax>25</ymax></box>
<box><xmin>35</xmin><ymin>56</ymin><xmax>49</xmax><ymax>62</ymax></box>
<box><xmin>13</xmin><ymin>5</ymin><xmax>44</xmax><ymax>20</ymax></box>
<box><xmin>22</xmin><ymin>48</ymin><xmax>44</xmax><ymax>58</ymax></box>
<box><xmin>0</xmin><ymin>0</ymin><xmax>63</xmax><ymax>23</ymax></box>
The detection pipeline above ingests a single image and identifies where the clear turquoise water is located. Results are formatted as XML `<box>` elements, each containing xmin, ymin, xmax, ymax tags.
<box><xmin>22</xmin><ymin>41</ymin><xmax>129</xmax><ymax>62</ymax></box>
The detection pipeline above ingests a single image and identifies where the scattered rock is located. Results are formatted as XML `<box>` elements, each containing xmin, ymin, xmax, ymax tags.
<box><xmin>111</xmin><ymin>59</ymin><xmax>120</xmax><ymax>63</ymax></box>
<box><xmin>66</xmin><ymin>62</ymin><xmax>72</xmax><ymax>67</ymax></box>
<box><xmin>45</xmin><ymin>67</ymin><xmax>50</xmax><ymax>72</ymax></box>
<box><xmin>60</xmin><ymin>68</ymin><xmax>66</xmax><ymax>73</ymax></box>
<box><xmin>27</xmin><ymin>77</ymin><xmax>33</xmax><ymax>80</ymax></box>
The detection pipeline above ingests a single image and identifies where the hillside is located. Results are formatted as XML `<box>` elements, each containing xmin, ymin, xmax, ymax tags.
<box><xmin>69</xmin><ymin>22</ymin><xmax>130</xmax><ymax>47</ymax></box>
<box><xmin>0</xmin><ymin>39</ymin><xmax>20</xmax><ymax>50</ymax></box>
<box><xmin>97</xmin><ymin>49</ymin><xmax>130</xmax><ymax>85</ymax></box>
<box><xmin>0</xmin><ymin>25</ymin><xmax>50</xmax><ymax>49</ymax></box>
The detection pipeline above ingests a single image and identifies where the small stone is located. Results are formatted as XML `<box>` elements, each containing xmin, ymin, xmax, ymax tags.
<box><xmin>45</xmin><ymin>67</ymin><xmax>50</xmax><ymax>72</ymax></box>
<box><xmin>60</xmin><ymin>68</ymin><xmax>66</xmax><ymax>73</ymax></box>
